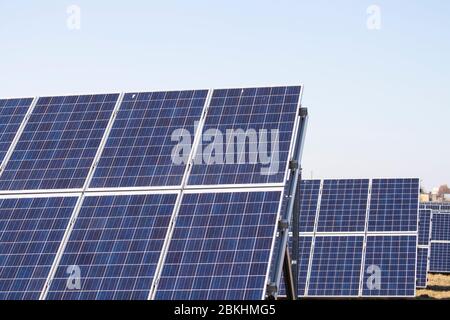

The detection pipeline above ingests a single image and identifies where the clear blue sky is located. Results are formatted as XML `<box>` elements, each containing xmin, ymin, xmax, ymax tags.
<box><xmin>1</xmin><ymin>1</ymin><xmax>449</xmax><ymax>191</ymax></box>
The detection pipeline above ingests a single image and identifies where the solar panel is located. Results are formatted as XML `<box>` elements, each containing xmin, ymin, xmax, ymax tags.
<box><xmin>362</xmin><ymin>235</ymin><xmax>416</xmax><ymax>297</ymax></box>
<box><xmin>431</xmin><ymin>213</ymin><xmax>450</xmax><ymax>241</ymax></box>
<box><xmin>90</xmin><ymin>90</ymin><xmax>208</xmax><ymax>189</ymax></box>
<box><xmin>317</xmin><ymin>179</ymin><xmax>369</xmax><ymax>232</ymax></box>
<box><xmin>0</xmin><ymin>94</ymin><xmax>119</xmax><ymax>191</ymax></box>
<box><xmin>416</xmin><ymin>247</ymin><xmax>429</xmax><ymax>288</ymax></box>
<box><xmin>298</xmin><ymin>180</ymin><xmax>321</xmax><ymax>233</ymax></box>
<box><xmin>0</xmin><ymin>98</ymin><xmax>33</xmax><ymax>166</ymax></box>
<box><xmin>430</xmin><ymin>242</ymin><xmax>450</xmax><ymax>273</ymax></box>
<box><xmin>154</xmin><ymin>191</ymin><xmax>282</xmax><ymax>300</ymax></box>
<box><xmin>187</xmin><ymin>86</ymin><xmax>302</xmax><ymax>187</ymax></box>
<box><xmin>290</xmin><ymin>178</ymin><xmax>420</xmax><ymax>298</ymax></box>
<box><xmin>0</xmin><ymin>196</ymin><xmax>77</xmax><ymax>300</ymax></box>
<box><xmin>46</xmin><ymin>193</ymin><xmax>177</xmax><ymax>300</ymax></box>
<box><xmin>418</xmin><ymin>209</ymin><xmax>432</xmax><ymax>246</ymax></box>
<box><xmin>368</xmin><ymin>179</ymin><xmax>419</xmax><ymax>232</ymax></box>
<box><xmin>307</xmin><ymin>236</ymin><xmax>364</xmax><ymax>297</ymax></box>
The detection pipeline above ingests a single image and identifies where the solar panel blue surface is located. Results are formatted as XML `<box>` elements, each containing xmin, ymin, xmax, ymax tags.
<box><xmin>418</xmin><ymin>209</ymin><xmax>432</xmax><ymax>246</ymax></box>
<box><xmin>429</xmin><ymin>242</ymin><xmax>450</xmax><ymax>273</ymax></box>
<box><xmin>362</xmin><ymin>235</ymin><xmax>416</xmax><ymax>297</ymax></box>
<box><xmin>0</xmin><ymin>94</ymin><xmax>118</xmax><ymax>191</ymax></box>
<box><xmin>187</xmin><ymin>86</ymin><xmax>301</xmax><ymax>186</ymax></box>
<box><xmin>277</xmin><ymin>236</ymin><xmax>312</xmax><ymax>297</ymax></box>
<box><xmin>416</xmin><ymin>247</ymin><xmax>428</xmax><ymax>288</ymax></box>
<box><xmin>90</xmin><ymin>90</ymin><xmax>208</xmax><ymax>188</ymax></box>
<box><xmin>368</xmin><ymin>179</ymin><xmax>419</xmax><ymax>232</ymax></box>
<box><xmin>316</xmin><ymin>179</ymin><xmax>369</xmax><ymax>233</ymax></box>
<box><xmin>298</xmin><ymin>180</ymin><xmax>320</xmax><ymax>233</ymax></box>
<box><xmin>46</xmin><ymin>193</ymin><xmax>177</xmax><ymax>300</ymax></box>
<box><xmin>0</xmin><ymin>98</ymin><xmax>33</xmax><ymax>165</ymax></box>
<box><xmin>431</xmin><ymin>213</ymin><xmax>450</xmax><ymax>241</ymax></box>
<box><xmin>307</xmin><ymin>236</ymin><xmax>364</xmax><ymax>296</ymax></box>
<box><xmin>155</xmin><ymin>191</ymin><xmax>282</xmax><ymax>300</ymax></box>
<box><xmin>0</xmin><ymin>197</ymin><xmax>77</xmax><ymax>300</ymax></box>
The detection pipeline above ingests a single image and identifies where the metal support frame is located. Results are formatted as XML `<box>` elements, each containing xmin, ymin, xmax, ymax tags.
<box><xmin>291</xmin><ymin>169</ymin><xmax>301</xmax><ymax>297</ymax></box>
<box><xmin>282</xmin><ymin>245</ymin><xmax>296</xmax><ymax>300</ymax></box>
<box><xmin>267</xmin><ymin>107</ymin><xmax>308</xmax><ymax>300</ymax></box>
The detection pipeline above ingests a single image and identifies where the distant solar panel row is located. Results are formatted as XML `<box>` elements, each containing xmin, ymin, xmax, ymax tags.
<box><xmin>429</xmin><ymin>210</ymin><xmax>450</xmax><ymax>274</ymax></box>
<box><xmin>297</xmin><ymin>179</ymin><xmax>419</xmax><ymax>233</ymax></box>
<box><xmin>420</xmin><ymin>202</ymin><xmax>450</xmax><ymax>211</ymax></box>
<box><xmin>0</xmin><ymin>86</ymin><xmax>305</xmax><ymax>300</ymax></box>
<box><xmin>286</xmin><ymin>178</ymin><xmax>419</xmax><ymax>297</ymax></box>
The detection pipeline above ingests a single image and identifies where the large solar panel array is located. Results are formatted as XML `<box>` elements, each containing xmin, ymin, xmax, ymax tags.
<box><xmin>0</xmin><ymin>86</ymin><xmax>305</xmax><ymax>300</ymax></box>
<box><xmin>289</xmin><ymin>178</ymin><xmax>420</xmax><ymax>297</ymax></box>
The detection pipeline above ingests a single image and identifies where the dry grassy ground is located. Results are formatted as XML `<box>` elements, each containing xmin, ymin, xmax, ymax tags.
<box><xmin>417</xmin><ymin>274</ymin><xmax>450</xmax><ymax>299</ymax></box>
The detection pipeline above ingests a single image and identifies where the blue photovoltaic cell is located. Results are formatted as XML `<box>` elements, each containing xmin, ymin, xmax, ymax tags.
<box><xmin>277</xmin><ymin>236</ymin><xmax>312</xmax><ymax>297</ymax></box>
<box><xmin>317</xmin><ymin>179</ymin><xmax>369</xmax><ymax>232</ymax></box>
<box><xmin>155</xmin><ymin>191</ymin><xmax>282</xmax><ymax>300</ymax></box>
<box><xmin>368</xmin><ymin>179</ymin><xmax>419</xmax><ymax>232</ymax></box>
<box><xmin>0</xmin><ymin>197</ymin><xmax>77</xmax><ymax>300</ymax></box>
<box><xmin>416</xmin><ymin>248</ymin><xmax>428</xmax><ymax>288</ymax></box>
<box><xmin>362</xmin><ymin>236</ymin><xmax>416</xmax><ymax>297</ymax></box>
<box><xmin>298</xmin><ymin>180</ymin><xmax>320</xmax><ymax>233</ymax></box>
<box><xmin>418</xmin><ymin>209</ymin><xmax>432</xmax><ymax>245</ymax></box>
<box><xmin>0</xmin><ymin>98</ymin><xmax>33</xmax><ymax>164</ymax></box>
<box><xmin>307</xmin><ymin>236</ymin><xmax>364</xmax><ymax>296</ymax></box>
<box><xmin>431</xmin><ymin>213</ymin><xmax>450</xmax><ymax>241</ymax></box>
<box><xmin>46</xmin><ymin>193</ymin><xmax>177</xmax><ymax>300</ymax></box>
<box><xmin>90</xmin><ymin>90</ymin><xmax>208</xmax><ymax>188</ymax></box>
<box><xmin>0</xmin><ymin>94</ymin><xmax>118</xmax><ymax>191</ymax></box>
<box><xmin>188</xmin><ymin>86</ymin><xmax>301</xmax><ymax>186</ymax></box>
<box><xmin>429</xmin><ymin>242</ymin><xmax>450</xmax><ymax>273</ymax></box>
